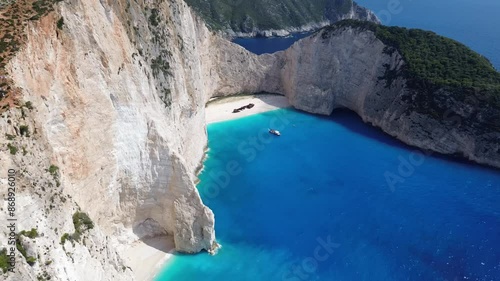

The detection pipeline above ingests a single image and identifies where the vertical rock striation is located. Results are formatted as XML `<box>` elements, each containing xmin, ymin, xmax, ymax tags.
<box><xmin>184</xmin><ymin>0</ymin><xmax>379</xmax><ymax>37</ymax></box>
<box><xmin>0</xmin><ymin>0</ymin><xmax>256</xmax><ymax>280</ymax></box>
<box><xmin>5</xmin><ymin>0</ymin><xmax>223</xmax><ymax>255</ymax></box>
<box><xmin>1</xmin><ymin>1</ymin><xmax>498</xmax><ymax>281</ymax></box>
<box><xmin>277</xmin><ymin>26</ymin><xmax>500</xmax><ymax>168</ymax></box>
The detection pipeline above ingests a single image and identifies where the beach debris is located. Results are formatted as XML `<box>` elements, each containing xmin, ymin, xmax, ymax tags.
<box><xmin>232</xmin><ymin>103</ymin><xmax>255</xmax><ymax>113</ymax></box>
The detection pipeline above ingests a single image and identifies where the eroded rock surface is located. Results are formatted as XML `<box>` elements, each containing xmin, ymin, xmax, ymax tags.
<box><xmin>1</xmin><ymin>1</ymin><xmax>498</xmax><ymax>281</ymax></box>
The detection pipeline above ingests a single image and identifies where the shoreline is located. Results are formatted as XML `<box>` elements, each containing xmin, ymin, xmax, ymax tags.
<box><xmin>205</xmin><ymin>94</ymin><xmax>290</xmax><ymax>124</ymax></box>
<box><xmin>123</xmin><ymin>236</ymin><xmax>175</xmax><ymax>281</ymax></box>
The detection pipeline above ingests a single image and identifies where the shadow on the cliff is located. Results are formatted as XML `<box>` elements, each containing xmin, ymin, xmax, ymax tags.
<box><xmin>138</xmin><ymin>235</ymin><xmax>175</xmax><ymax>254</ymax></box>
<box><xmin>251</xmin><ymin>92</ymin><xmax>289</xmax><ymax>107</ymax></box>
<box><xmin>323</xmin><ymin>108</ymin><xmax>499</xmax><ymax>172</ymax></box>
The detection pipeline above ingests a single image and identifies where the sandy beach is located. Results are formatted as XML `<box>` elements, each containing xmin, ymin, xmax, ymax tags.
<box><xmin>121</xmin><ymin>95</ymin><xmax>289</xmax><ymax>281</ymax></box>
<box><xmin>205</xmin><ymin>94</ymin><xmax>290</xmax><ymax>124</ymax></box>
<box><xmin>123</xmin><ymin>236</ymin><xmax>175</xmax><ymax>281</ymax></box>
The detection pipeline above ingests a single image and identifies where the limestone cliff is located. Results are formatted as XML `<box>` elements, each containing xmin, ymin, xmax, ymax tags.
<box><xmin>1</xmin><ymin>1</ymin><xmax>499</xmax><ymax>280</ymax></box>
<box><xmin>276</xmin><ymin>26</ymin><xmax>500</xmax><ymax>169</ymax></box>
<box><xmin>0</xmin><ymin>0</ymin><xmax>238</xmax><ymax>280</ymax></box>
<box><xmin>184</xmin><ymin>0</ymin><xmax>379</xmax><ymax>38</ymax></box>
<box><xmin>195</xmin><ymin>23</ymin><xmax>500</xmax><ymax>170</ymax></box>
<box><xmin>176</xmin><ymin>21</ymin><xmax>500</xmax><ymax>170</ymax></box>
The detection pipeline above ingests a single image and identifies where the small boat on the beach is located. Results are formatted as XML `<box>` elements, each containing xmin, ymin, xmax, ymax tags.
<box><xmin>232</xmin><ymin>103</ymin><xmax>255</xmax><ymax>113</ymax></box>
<box><xmin>269</xmin><ymin>129</ymin><xmax>281</xmax><ymax>136</ymax></box>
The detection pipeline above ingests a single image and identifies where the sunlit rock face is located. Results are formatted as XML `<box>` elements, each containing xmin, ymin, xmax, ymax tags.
<box><xmin>277</xmin><ymin>27</ymin><xmax>500</xmax><ymax>169</ymax></box>
<box><xmin>1</xmin><ymin>0</ymin><xmax>498</xmax><ymax>280</ymax></box>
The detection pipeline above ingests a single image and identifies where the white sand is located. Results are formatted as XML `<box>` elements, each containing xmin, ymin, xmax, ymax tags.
<box><xmin>205</xmin><ymin>94</ymin><xmax>290</xmax><ymax>124</ymax></box>
<box><xmin>123</xmin><ymin>236</ymin><xmax>175</xmax><ymax>281</ymax></box>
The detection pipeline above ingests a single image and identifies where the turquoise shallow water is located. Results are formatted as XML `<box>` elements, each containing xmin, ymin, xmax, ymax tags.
<box><xmin>156</xmin><ymin>109</ymin><xmax>500</xmax><ymax>281</ymax></box>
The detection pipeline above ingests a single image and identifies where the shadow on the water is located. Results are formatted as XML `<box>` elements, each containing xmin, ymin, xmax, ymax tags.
<box><xmin>318</xmin><ymin>108</ymin><xmax>500</xmax><ymax>173</ymax></box>
<box><xmin>329</xmin><ymin>109</ymin><xmax>409</xmax><ymax>150</ymax></box>
<box><xmin>169</xmin><ymin>250</ymin><xmax>210</xmax><ymax>258</ymax></box>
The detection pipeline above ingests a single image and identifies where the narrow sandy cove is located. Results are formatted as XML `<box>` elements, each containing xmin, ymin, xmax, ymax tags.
<box><xmin>123</xmin><ymin>236</ymin><xmax>174</xmax><ymax>281</ymax></box>
<box><xmin>205</xmin><ymin>94</ymin><xmax>290</xmax><ymax>124</ymax></box>
<box><xmin>124</xmin><ymin>94</ymin><xmax>289</xmax><ymax>281</ymax></box>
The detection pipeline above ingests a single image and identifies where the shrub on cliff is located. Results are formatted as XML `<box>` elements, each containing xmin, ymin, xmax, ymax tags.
<box><xmin>60</xmin><ymin>233</ymin><xmax>71</xmax><ymax>245</ymax></box>
<box><xmin>61</xmin><ymin>212</ymin><xmax>94</xmax><ymax>245</ymax></box>
<box><xmin>7</xmin><ymin>144</ymin><xmax>17</xmax><ymax>155</ymax></box>
<box><xmin>19</xmin><ymin>228</ymin><xmax>39</xmax><ymax>239</ymax></box>
<box><xmin>72</xmin><ymin>211</ymin><xmax>94</xmax><ymax>233</ymax></box>
<box><xmin>19</xmin><ymin>125</ymin><xmax>29</xmax><ymax>137</ymax></box>
<box><xmin>48</xmin><ymin>165</ymin><xmax>58</xmax><ymax>175</ymax></box>
<box><xmin>16</xmin><ymin>230</ymin><xmax>38</xmax><ymax>266</ymax></box>
<box><xmin>0</xmin><ymin>248</ymin><xmax>9</xmax><ymax>273</ymax></box>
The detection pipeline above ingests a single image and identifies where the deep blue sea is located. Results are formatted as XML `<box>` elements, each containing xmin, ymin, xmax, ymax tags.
<box><xmin>157</xmin><ymin>1</ymin><xmax>500</xmax><ymax>280</ymax></box>
<box><xmin>156</xmin><ymin>109</ymin><xmax>500</xmax><ymax>281</ymax></box>
<box><xmin>356</xmin><ymin>0</ymin><xmax>500</xmax><ymax>70</ymax></box>
<box><xmin>233</xmin><ymin>32</ymin><xmax>312</xmax><ymax>55</ymax></box>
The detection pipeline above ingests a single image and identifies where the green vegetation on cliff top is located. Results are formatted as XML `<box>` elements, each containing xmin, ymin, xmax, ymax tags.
<box><xmin>324</xmin><ymin>20</ymin><xmax>500</xmax><ymax>93</ymax></box>
<box><xmin>184</xmin><ymin>0</ymin><xmax>358</xmax><ymax>32</ymax></box>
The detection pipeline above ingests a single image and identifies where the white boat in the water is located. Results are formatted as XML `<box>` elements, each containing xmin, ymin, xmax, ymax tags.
<box><xmin>269</xmin><ymin>129</ymin><xmax>281</xmax><ymax>136</ymax></box>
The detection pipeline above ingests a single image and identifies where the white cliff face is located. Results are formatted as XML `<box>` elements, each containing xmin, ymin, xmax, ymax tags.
<box><xmin>1</xmin><ymin>1</ymin><xmax>499</xmax><ymax>280</ymax></box>
<box><xmin>277</xmin><ymin>27</ymin><xmax>500</xmax><ymax>168</ymax></box>
<box><xmin>280</xmin><ymin>27</ymin><xmax>402</xmax><ymax>115</ymax></box>
<box><xmin>0</xmin><ymin>0</ymin><xmax>232</xmax><ymax>280</ymax></box>
<box><xmin>0</xmin><ymin>107</ymin><xmax>135</xmax><ymax>281</ymax></box>
<box><xmin>216</xmin><ymin>1</ymin><xmax>379</xmax><ymax>38</ymax></box>
<box><xmin>6</xmin><ymin>0</ymin><xmax>221</xmax><ymax>253</ymax></box>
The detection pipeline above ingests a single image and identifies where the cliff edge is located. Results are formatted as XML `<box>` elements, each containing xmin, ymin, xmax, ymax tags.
<box><xmin>278</xmin><ymin>23</ymin><xmax>500</xmax><ymax>168</ymax></box>
<box><xmin>184</xmin><ymin>0</ymin><xmax>379</xmax><ymax>37</ymax></box>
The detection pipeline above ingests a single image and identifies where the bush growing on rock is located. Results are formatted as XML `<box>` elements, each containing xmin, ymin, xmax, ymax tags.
<box><xmin>61</xmin><ymin>212</ymin><xmax>95</xmax><ymax>245</ymax></box>
<box><xmin>16</xmin><ymin>232</ymin><xmax>37</xmax><ymax>266</ymax></box>
<box><xmin>19</xmin><ymin>125</ymin><xmax>29</xmax><ymax>137</ymax></box>
<box><xmin>73</xmin><ymin>211</ymin><xmax>94</xmax><ymax>233</ymax></box>
<box><xmin>19</xmin><ymin>228</ymin><xmax>39</xmax><ymax>239</ymax></box>
<box><xmin>0</xmin><ymin>248</ymin><xmax>9</xmax><ymax>273</ymax></box>
<box><xmin>7</xmin><ymin>143</ymin><xmax>17</xmax><ymax>155</ymax></box>
<box><xmin>48</xmin><ymin>165</ymin><xmax>58</xmax><ymax>175</ymax></box>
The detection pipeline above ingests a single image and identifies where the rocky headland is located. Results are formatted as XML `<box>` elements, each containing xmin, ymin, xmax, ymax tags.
<box><xmin>184</xmin><ymin>0</ymin><xmax>379</xmax><ymax>38</ymax></box>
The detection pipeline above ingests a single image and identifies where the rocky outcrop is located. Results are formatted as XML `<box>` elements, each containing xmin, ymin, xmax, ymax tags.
<box><xmin>185</xmin><ymin>0</ymin><xmax>379</xmax><ymax>38</ymax></box>
<box><xmin>193</xmin><ymin>23</ymin><xmax>500</xmax><ymax>169</ymax></box>
<box><xmin>277</xmin><ymin>27</ymin><xmax>500</xmax><ymax>168</ymax></box>
<box><xmin>223</xmin><ymin>3</ymin><xmax>379</xmax><ymax>38</ymax></box>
